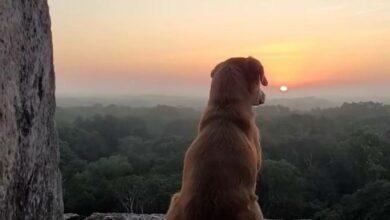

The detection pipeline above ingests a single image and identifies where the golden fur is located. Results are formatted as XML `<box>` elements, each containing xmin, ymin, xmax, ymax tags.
<box><xmin>166</xmin><ymin>57</ymin><xmax>268</xmax><ymax>220</ymax></box>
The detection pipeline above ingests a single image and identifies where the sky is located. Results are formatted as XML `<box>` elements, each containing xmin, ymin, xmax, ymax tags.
<box><xmin>48</xmin><ymin>0</ymin><xmax>390</xmax><ymax>99</ymax></box>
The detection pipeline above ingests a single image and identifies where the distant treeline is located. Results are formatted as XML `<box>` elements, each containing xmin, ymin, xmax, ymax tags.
<box><xmin>57</xmin><ymin>102</ymin><xmax>390</xmax><ymax>219</ymax></box>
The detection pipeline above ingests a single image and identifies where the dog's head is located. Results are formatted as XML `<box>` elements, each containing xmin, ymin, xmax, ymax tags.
<box><xmin>210</xmin><ymin>57</ymin><xmax>268</xmax><ymax>106</ymax></box>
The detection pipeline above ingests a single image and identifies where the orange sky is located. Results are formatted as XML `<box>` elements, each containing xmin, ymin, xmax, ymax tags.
<box><xmin>48</xmin><ymin>0</ymin><xmax>390</xmax><ymax>98</ymax></box>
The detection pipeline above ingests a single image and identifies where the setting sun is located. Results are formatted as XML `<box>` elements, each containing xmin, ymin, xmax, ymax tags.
<box><xmin>280</xmin><ymin>85</ymin><xmax>288</xmax><ymax>92</ymax></box>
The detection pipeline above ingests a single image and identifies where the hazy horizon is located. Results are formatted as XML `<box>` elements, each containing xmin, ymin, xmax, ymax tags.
<box><xmin>49</xmin><ymin>0</ymin><xmax>389</xmax><ymax>99</ymax></box>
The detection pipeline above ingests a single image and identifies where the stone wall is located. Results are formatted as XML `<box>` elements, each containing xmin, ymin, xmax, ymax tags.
<box><xmin>0</xmin><ymin>0</ymin><xmax>63</xmax><ymax>219</ymax></box>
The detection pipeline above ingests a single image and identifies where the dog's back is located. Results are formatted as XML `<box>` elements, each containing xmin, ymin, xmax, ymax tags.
<box><xmin>166</xmin><ymin>107</ymin><xmax>261</xmax><ymax>220</ymax></box>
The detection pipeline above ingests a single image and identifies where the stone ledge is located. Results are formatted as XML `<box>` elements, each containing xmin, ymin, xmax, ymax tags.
<box><xmin>75</xmin><ymin>213</ymin><xmax>165</xmax><ymax>220</ymax></box>
<box><xmin>65</xmin><ymin>213</ymin><xmax>275</xmax><ymax>220</ymax></box>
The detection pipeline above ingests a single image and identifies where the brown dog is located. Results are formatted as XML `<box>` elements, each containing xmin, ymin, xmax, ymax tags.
<box><xmin>166</xmin><ymin>57</ymin><xmax>268</xmax><ymax>220</ymax></box>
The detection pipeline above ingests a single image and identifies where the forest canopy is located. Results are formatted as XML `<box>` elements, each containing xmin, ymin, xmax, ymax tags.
<box><xmin>57</xmin><ymin>102</ymin><xmax>390</xmax><ymax>219</ymax></box>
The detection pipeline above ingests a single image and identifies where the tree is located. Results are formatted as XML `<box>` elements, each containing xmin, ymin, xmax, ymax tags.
<box><xmin>64</xmin><ymin>155</ymin><xmax>132</xmax><ymax>214</ymax></box>
<box><xmin>342</xmin><ymin>180</ymin><xmax>390</xmax><ymax>220</ymax></box>
<box><xmin>315</xmin><ymin>180</ymin><xmax>390</xmax><ymax>220</ymax></box>
<box><xmin>258</xmin><ymin>159</ymin><xmax>308</xmax><ymax>219</ymax></box>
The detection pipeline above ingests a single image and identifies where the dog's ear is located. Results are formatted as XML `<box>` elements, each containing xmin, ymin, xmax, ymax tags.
<box><xmin>246</xmin><ymin>57</ymin><xmax>268</xmax><ymax>86</ymax></box>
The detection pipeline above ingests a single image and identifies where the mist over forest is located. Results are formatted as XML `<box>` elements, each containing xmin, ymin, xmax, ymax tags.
<box><xmin>57</xmin><ymin>98</ymin><xmax>390</xmax><ymax>219</ymax></box>
<box><xmin>57</xmin><ymin>95</ymin><xmax>390</xmax><ymax>111</ymax></box>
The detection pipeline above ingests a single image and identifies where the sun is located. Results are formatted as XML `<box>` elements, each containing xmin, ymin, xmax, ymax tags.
<box><xmin>280</xmin><ymin>85</ymin><xmax>288</xmax><ymax>92</ymax></box>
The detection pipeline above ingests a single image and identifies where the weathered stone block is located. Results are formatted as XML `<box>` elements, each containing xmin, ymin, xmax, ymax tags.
<box><xmin>0</xmin><ymin>0</ymin><xmax>63</xmax><ymax>219</ymax></box>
